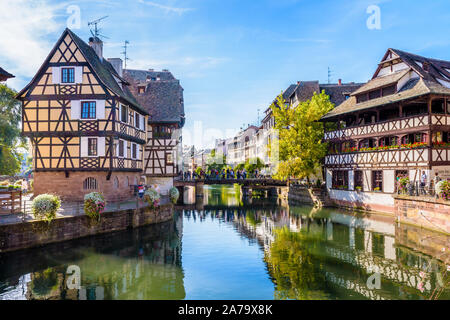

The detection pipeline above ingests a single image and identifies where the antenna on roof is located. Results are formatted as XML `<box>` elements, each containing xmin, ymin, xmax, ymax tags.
<box><xmin>121</xmin><ymin>40</ymin><xmax>131</xmax><ymax>69</ymax></box>
<box><xmin>88</xmin><ymin>16</ymin><xmax>109</xmax><ymax>39</ymax></box>
<box><xmin>327</xmin><ymin>66</ymin><xmax>332</xmax><ymax>84</ymax></box>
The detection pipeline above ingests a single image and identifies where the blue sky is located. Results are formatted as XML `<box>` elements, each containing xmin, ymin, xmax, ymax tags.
<box><xmin>1</xmin><ymin>0</ymin><xmax>450</xmax><ymax>147</ymax></box>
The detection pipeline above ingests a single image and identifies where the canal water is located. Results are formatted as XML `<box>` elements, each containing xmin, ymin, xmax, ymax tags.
<box><xmin>0</xmin><ymin>185</ymin><xmax>448</xmax><ymax>300</ymax></box>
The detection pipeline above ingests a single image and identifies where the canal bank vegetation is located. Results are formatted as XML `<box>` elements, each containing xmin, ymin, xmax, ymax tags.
<box><xmin>270</xmin><ymin>91</ymin><xmax>334</xmax><ymax>182</ymax></box>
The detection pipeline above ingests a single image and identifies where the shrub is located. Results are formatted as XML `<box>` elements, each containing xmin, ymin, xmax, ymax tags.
<box><xmin>436</xmin><ymin>180</ymin><xmax>449</xmax><ymax>201</ymax></box>
<box><xmin>31</xmin><ymin>194</ymin><xmax>61</xmax><ymax>223</ymax></box>
<box><xmin>143</xmin><ymin>188</ymin><xmax>160</xmax><ymax>208</ymax></box>
<box><xmin>169</xmin><ymin>187</ymin><xmax>180</xmax><ymax>204</ymax></box>
<box><xmin>84</xmin><ymin>192</ymin><xmax>106</xmax><ymax>220</ymax></box>
<box><xmin>398</xmin><ymin>177</ymin><xmax>410</xmax><ymax>194</ymax></box>
<box><xmin>355</xmin><ymin>186</ymin><xmax>362</xmax><ymax>191</ymax></box>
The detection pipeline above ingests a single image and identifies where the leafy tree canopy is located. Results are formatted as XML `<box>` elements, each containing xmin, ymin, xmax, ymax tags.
<box><xmin>270</xmin><ymin>90</ymin><xmax>334</xmax><ymax>180</ymax></box>
<box><xmin>0</xmin><ymin>84</ymin><xmax>24</xmax><ymax>176</ymax></box>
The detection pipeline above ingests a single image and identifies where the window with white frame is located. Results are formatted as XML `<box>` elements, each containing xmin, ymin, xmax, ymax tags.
<box><xmin>120</xmin><ymin>105</ymin><xmax>128</xmax><ymax>123</ymax></box>
<box><xmin>118</xmin><ymin>140</ymin><xmax>125</xmax><ymax>158</ymax></box>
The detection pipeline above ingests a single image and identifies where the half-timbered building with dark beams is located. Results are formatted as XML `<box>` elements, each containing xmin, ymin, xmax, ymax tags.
<box><xmin>123</xmin><ymin>69</ymin><xmax>185</xmax><ymax>195</ymax></box>
<box><xmin>321</xmin><ymin>48</ymin><xmax>450</xmax><ymax>213</ymax></box>
<box><xmin>17</xmin><ymin>28</ymin><xmax>148</xmax><ymax>201</ymax></box>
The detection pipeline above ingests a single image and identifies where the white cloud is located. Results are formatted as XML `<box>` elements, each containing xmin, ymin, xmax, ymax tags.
<box><xmin>137</xmin><ymin>0</ymin><xmax>194</xmax><ymax>15</ymax></box>
<box><xmin>0</xmin><ymin>0</ymin><xmax>65</xmax><ymax>84</ymax></box>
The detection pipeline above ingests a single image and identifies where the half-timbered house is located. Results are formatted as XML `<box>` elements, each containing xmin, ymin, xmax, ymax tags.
<box><xmin>17</xmin><ymin>29</ymin><xmax>148</xmax><ymax>201</ymax></box>
<box><xmin>321</xmin><ymin>48</ymin><xmax>450</xmax><ymax>213</ymax></box>
<box><xmin>123</xmin><ymin>69</ymin><xmax>185</xmax><ymax>194</ymax></box>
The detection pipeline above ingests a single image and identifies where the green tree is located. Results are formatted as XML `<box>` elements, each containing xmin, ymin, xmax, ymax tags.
<box><xmin>270</xmin><ymin>90</ymin><xmax>334</xmax><ymax>180</ymax></box>
<box><xmin>206</xmin><ymin>148</ymin><xmax>227</xmax><ymax>172</ymax></box>
<box><xmin>244</xmin><ymin>157</ymin><xmax>264</xmax><ymax>174</ymax></box>
<box><xmin>0</xmin><ymin>84</ymin><xmax>24</xmax><ymax>175</ymax></box>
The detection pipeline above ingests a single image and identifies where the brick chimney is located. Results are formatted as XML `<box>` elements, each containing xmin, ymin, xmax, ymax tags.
<box><xmin>89</xmin><ymin>37</ymin><xmax>103</xmax><ymax>61</ymax></box>
<box><xmin>338</xmin><ymin>79</ymin><xmax>342</xmax><ymax>86</ymax></box>
<box><xmin>297</xmin><ymin>81</ymin><xmax>301</xmax><ymax>85</ymax></box>
<box><xmin>107</xmin><ymin>58</ymin><xmax>123</xmax><ymax>77</ymax></box>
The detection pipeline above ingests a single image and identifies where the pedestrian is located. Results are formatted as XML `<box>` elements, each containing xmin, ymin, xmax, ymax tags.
<box><xmin>138</xmin><ymin>183</ymin><xmax>145</xmax><ymax>199</ymax></box>
<box><xmin>21</xmin><ymin>179</ymin><xmax>28</xmax><ymax>194</ymax></box>
<box><xmin>433</xmin><ymin>172</ymin><xmax>441</xmax><ymax>198</ymax></box>
<box><xmin>420</xmin><ymin>171</ymin><xmax>427</xmax><ymax>195</ymax></box>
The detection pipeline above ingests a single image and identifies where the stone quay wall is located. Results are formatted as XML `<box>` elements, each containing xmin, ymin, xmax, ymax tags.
<box><xmin>394</xmin><ymin>195</ymin><xmax>450</xmax><ymax>235</ymax></box>
<box><xmin>0</xmin><ymin>204</ymin><xmax>173</xmax><ymax>253</ymax></box>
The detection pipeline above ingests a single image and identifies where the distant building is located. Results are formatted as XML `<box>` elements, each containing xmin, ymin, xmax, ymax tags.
<box><xmin>124</xmin><ymin>69</ymin><xmax>185</xmax><ymax>194</ymax></box>
<box><xmin>321</xmin><ymin>48</ymin><xmax>450</xmax><ymax>213</ymax></box>
<box><xmin>0</xmin><ymin>67</ymin><xmax>14</xmax><ymax>82</ymax></box>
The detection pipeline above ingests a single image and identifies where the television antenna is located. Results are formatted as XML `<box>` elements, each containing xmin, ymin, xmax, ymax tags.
<box><xmin>327</xmin><ymin>66</ymin><xmax>332</xmax><ymax>84</ymax></box>
<box><xmin>121</xmin><ymin>40</ymin><xmax>131</xmax><ymax>69</ymax></box>
<box><xmin>88</xmin><ymin>16</ymin><xmax>109</xmax><ymax>39</ymax></box>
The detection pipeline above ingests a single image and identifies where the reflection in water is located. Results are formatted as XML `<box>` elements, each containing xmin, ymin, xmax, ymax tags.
<box><xmin>0</xmin><ymin>212</ymin><xmax>184</xmax><ymax>300</ymax></box>
<box><xmin>0</xmin><ymin>185</ymin><xmax>448</xmax><ymax>300</ymax></box>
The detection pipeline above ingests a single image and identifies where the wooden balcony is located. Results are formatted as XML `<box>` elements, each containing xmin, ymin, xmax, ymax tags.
<box><xmin>324</xmin><ymin>115</ymin><xmax>450</xmax><ymax>141</ymax></box>
<box><xmin>324</xmin><ymin>146</ymin><xmax>450</xmax><ymax>168</ymax></box>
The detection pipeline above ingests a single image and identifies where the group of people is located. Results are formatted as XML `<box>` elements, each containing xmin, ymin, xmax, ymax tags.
<box><xmin>396</xmin><ymin>171</ymin><xmax>444</xmax><ymax>197</ymax></box>
<box><xmin>181</xmin><ymin>168</ymin><xmax>263</xmax><ymax>181</ymax></box>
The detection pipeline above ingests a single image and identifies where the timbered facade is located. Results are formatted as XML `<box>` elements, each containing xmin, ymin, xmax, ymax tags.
<box><xmin>124</xmin><ymin>69</ymin><xmax>185</xmax><ymax>194</ymax></box>
<box><xmin>17</xmin><ymin>28</ymin><xmax>148</xmax><ymax>201</ymax></box>
<box><xmin>321</xmin><ymin>48</ymin><xmax>450</xmax><ymax>212</ymax></box>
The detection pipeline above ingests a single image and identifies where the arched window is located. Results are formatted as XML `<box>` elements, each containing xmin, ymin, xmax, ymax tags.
<box><xmin>83</xmin><ymin>177</ymin><xmax>98</xmax><ymax>190</ymax></box>
<box><xmin>113</xmin><ymin>177</ymin><xmax>119</xmax><ymax>189</ymax></box>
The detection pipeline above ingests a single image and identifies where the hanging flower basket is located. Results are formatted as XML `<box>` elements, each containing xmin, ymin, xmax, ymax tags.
<box><xmin>143</xmin><ymin>188</ymin><xmax>160</xmax><ymax>209</ymax></box>
<box><xmin>169</xmin><ymin>187</ymin><xmax>180</xmax><ymax>204</ymax></box>
<box><xmin>84</xmin><ymin>192</ymin><xmax>106</xmax><ymax>221</ymax></box>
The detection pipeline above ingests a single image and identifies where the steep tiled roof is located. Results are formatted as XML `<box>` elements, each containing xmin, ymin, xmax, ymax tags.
<box><xmin>16</xmin><ymin>29</ymin><xmax>147</xmax><ymax>115</ymax></box>
<box><xmin>67</xmin><ymin>30</ymin><xmax>147</xmax><ymax>115</ymax></box>
<box><xmin>0</xmin><ymin>67</ymin><xmax>14</xmax><ymax>81</ymax></box>
<box><xmin>124</xmin><ymin>69</ymin><xmax>176</xmax><ymax>82</ymax></box>
<box><xmin>319</xmin><ymin>82</ymin><xmax>364</xmax><ymax>106</ymax></box>
<box><xmin>123</xmin><ymin>69</ymin><xmax>185</xmax><ymax>126</ymax></box>
<box><xmin>322</xmin><ymin>48</ymin><xmax>450</xmax><ymax>120</ymax></box>
<box><xmin>290</xmin><ymin>81</ymin><xmax>364</xmax><ymax>106</ymax></box>
<box><xmin>351</xmin><ymin>69</ymin><xmax>409</xmax><ymax>96</ymax></box>
<box><xmin>263</xmin><ymin>84</ymin><xmax>297</xmax><ymax>115</ymax></box>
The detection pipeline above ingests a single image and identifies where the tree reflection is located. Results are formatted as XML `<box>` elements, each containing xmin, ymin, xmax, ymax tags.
<box><xmin>265</xmin><ymin>227</ymin><xmax>330</xmax><ymax>300</ymax></box>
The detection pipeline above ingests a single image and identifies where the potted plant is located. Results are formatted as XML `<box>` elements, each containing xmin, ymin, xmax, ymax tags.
<box><xmin>84</xmin><ymin>192</ymin><xmax>106</xmax><ymax>221</ymax></box>
<box><xmin>169</xmin><ymin>187</ymin><xmax>180</xmax><ymax>204</ymax></box>
<box><xmin>143</xmin><ymin>188</ymin><xmax>160</xmax><ymax>209</ymax></box>
<box><xmin>398</xmin><ymin>177</ymin><xmax>409</xmax><ymax>194</ymax></box>
<box><xmin>31</xmin><ymin>194</ymin><xmax>61</xmax><ymax>223</ymax></box>
<box><xmin>355</xmin><ymin>186</ymin><xmax>362</xmax><ymax>193</ymax></box>
<box><xmin>373</xmin><ymin>187</ymin><xmax>381</xmax><ymax>192</ymax></box>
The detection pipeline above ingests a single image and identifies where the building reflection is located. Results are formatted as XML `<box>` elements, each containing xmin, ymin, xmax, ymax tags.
<box><xmin>186</xmin><ymin>192</ymin><xmax>449</xmax><ymax>300</ymax></box>
<box><xmin>0</xmin><ymin>214</ymin><xmax>184</xmax><ymax>300</ymax></box>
